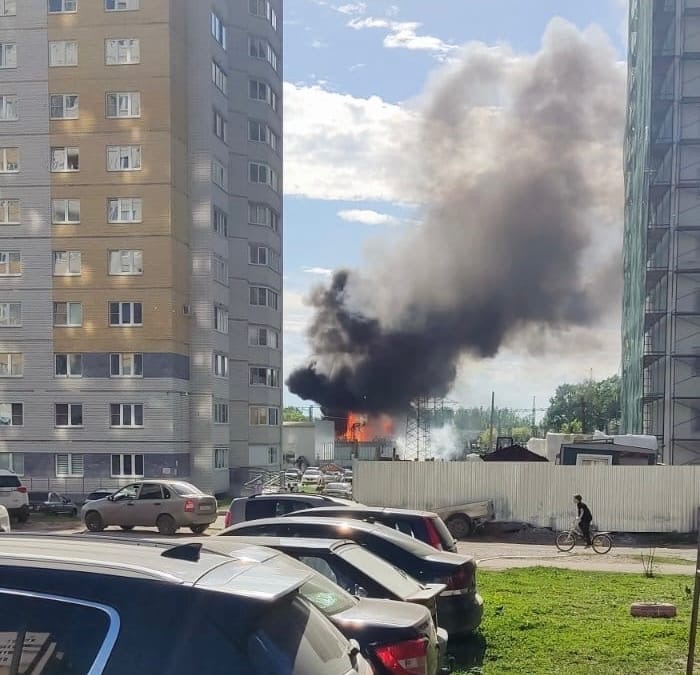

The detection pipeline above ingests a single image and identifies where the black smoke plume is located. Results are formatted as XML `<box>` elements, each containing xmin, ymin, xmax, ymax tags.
<box><xmin>288</xmin><ymin>20</ymin><xmax>625</xmax><ymax>414</ymax></box>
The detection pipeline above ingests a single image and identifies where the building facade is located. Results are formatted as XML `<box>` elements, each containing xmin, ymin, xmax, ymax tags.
<box><xmin>622</xmin><ymin>0</ymin><xmax>700</xmax><ymax>464</ymax></box>
<box><xmin>0</xmin><ymin>0</ymin><xmax>282</xmax><ymax>493</ymax></box>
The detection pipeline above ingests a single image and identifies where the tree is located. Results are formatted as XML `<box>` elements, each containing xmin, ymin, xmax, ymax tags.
<box><xmin>283</xmin><ymin>406</ymin><xmax>308</xmax><ymax>422</ymax></box>
<box><xmin>542</xmin><ymin>375</ymin><xmax>620</xmax><ymax>434</ymax></box>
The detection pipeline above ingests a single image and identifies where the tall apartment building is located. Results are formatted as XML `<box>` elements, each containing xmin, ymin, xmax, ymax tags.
<box><xmin>622</xmin><ymin>0</ymin><xmax>700</xmax><ymax>464</ymax></box>
<box><xmin>0</xmin><ymin>0</ymin><xmax>283</xmax><ymax>493</ymax></box>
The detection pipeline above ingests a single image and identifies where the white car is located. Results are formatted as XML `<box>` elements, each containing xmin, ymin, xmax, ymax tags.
<box><xmin>301</xmin><ymin>467</ymin><xmax>322</xmax><ymax>485</ymax></box>
<box><xmin>0</xmin><ymin>470</ymin><xmax>28</xmax><ymax>522</ymax></box>
<box><xmin>0</xmin><ymin>505</ymin><xmax>10</xmax><ymax>532</ymax></box>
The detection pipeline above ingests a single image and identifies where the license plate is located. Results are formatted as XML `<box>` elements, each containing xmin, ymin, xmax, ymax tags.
<box><xmin>199</xmin><ymin>504</ymin><xmax>214</xmax><ymax>512</ymax></box>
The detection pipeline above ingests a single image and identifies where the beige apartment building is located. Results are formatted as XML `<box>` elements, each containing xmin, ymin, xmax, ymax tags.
<box><xmin>0</xmin><ymin>0</ymin><xmax>283</xmax><ymax>494</ymax></box>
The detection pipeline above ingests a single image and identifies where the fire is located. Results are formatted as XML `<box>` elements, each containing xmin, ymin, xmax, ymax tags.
<box><xmin>341</xmin><ymin>412</ymin><xmax>395</xmax><ymax>442</ymax></box>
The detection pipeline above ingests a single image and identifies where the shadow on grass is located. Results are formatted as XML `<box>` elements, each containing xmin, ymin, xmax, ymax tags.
<box><xmin>449</xmin><ymin>632</ymin><xmax>487</xmax><ymax>673</ymax></box>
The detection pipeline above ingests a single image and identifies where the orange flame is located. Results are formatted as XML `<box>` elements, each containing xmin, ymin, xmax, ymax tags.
<box><xmin>341</xmin><ymin>412</ymin><xmax>395</xmax><ymax>442</ymax></box>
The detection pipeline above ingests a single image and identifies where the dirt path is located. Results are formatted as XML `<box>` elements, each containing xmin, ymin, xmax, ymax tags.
<box><xmin>458</xmin><ymin>541</ymin><xmax>697</xmax><ymax>575</ymax></box>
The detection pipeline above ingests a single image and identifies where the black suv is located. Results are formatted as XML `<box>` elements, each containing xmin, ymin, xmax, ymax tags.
<box><xmin>225</xmin><ymin>492</ymin><xmax>357</xmax><ymax>527</ymax></box>
<box><xmin>0</xmin><ymin>534</ymin><xmax>373</xmax><ymax>675</ymax></box>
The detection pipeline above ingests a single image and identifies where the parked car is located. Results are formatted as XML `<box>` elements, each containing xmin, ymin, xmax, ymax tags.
<box><xmin>287</xmin><ymin>505</ymin><xmax>458</xmax><ymax>552</ymax></box>
<box><xmin>220</xmin><ymin>516</ymin><xmax>483</xmax><ymax>637</ymax></box>
<box><xmin>0</xmin><ymin>469</ymin><xmax>28</xmax><ymax>522</ymax></box>
<box><xmin>224</xmin><ymin>492</ymin><xmax>358</xmax><ymax>528</ymax></box>
<box><xmin>28</xmin><ymin>491</ymin><xmax>79</xmax><ymax>516</ymax></box>
<box><xmin>323</xmin><ymin>482</ymin><xmax>354</xmax><ymax>499</ymax></box>
<box><xmin>433</xmin><ymin>500</ymin><xmax>495</xmax><ymax>539</ymax></box>
<box><xmin>0</xmin><ymin>534</ymin><xmax>373</xmax><ymax>675</ymax></box>
<box><xmin>86</xmin><ymin>488</ymin><xmax>116</xmax><ymax>502</ymax></box>
<box><xmin>0</xmin><ymin>504</ymin><xmax>10</xmax><ymax>532</ymax></box>
<box><xmin>302</xmin><ymin>467</ymin><xmax>323</xmax><ymax>485</ymax></box>
<box><xmin>81</xmin><ymin>480</ymin><xmax>218</xmax><ymax>535</ymax></box>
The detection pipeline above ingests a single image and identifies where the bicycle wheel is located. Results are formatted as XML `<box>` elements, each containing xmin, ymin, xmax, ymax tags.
<box><xmin>592</xmin><ymin>533</ymin><xmax>612</xmax><ymax>554</ymax></box>
<box><xmin>555</xmin><ymin>531</ymin><xmax>576</xmax><ymax>552</ymax></box>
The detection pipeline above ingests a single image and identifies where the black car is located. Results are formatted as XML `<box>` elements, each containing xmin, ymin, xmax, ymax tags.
<box><xmin>287</xmin><ymin>505</ymin><xmax>458</xmax><ymax>553</ymax></box>
<box><xmin>225</xmin><ymin>492</ymin><xmax>358</xmax><ymax>528</ymax></box>
<box><xmin>0</xmin><ymin>533</ymin><xmax>373</xmax><ymax>675</ymax></box>
<box><xmin>86</xmin><ymin>488</ymin><xmax>116</xmax><ymax>502</ymax></box>
<box><xmin>220</xmin><ymin>516</ymin><xmax>484</xmax><ymax>637</ymax></box>
<box><xmin>28</xmin><ymin>491</ymin><xmax>79</xmax><ymax>516</ymax></box>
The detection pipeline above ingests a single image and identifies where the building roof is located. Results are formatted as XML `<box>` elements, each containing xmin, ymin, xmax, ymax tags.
<box><xmin>560</xmin><ymin>441</ymin><xmax>657</xmax><ymax>455</ymax></box>
<box><xmin>481</xmin><ymin>445</ymin><xmax>549</xmax><ymax>462</ymax></box>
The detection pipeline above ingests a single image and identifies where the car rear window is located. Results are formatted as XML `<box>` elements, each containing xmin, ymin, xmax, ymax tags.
<box><xmin>248</xmin><ymin>596</ymin><xmax>356</xmax><ymax>675</ymax></box>
<box><xmin>0</xmin><ymin>475</ymin><xmax>21</xmax><ymax>488</ymax></box>
<box><xmin>337</xmin><ymin>544</ymin><xmax>422</xmax><ymax>598</ymax></box>
<box><xmin>299</xmin><ymin>572</ymin><xmax>356</xmax><ymax>615</ymax></box>
<box><xmin>169</xmin><ymin>482</ymin><xmax>203</xmax><ymax>496</ymax></box>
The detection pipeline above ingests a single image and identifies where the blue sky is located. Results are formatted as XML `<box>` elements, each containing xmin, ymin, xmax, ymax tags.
<box><xmin>282</xmin><ymin>0</ymin><xmax>628</xmax><ymax>412</ymax></box>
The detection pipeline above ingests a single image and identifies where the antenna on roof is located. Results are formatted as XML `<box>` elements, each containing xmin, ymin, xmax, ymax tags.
<box><xmin>161</xmin><ymin>542</ymin><xmax>202</xmax><ymax>562</ymax></box>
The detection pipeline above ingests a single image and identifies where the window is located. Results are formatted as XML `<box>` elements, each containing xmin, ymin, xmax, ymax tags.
<box><xmin>249</xmin><ymin>326</ymin><xmax>280</xmax><ymax>349</ymax></box>
<box><xmin>49</xmin><ymin>40</ymin><xmax>78</xmax><ymax>67</ymax></box>
<box><xmin>249</xmin><ymin>37</ymin><xmax>278</xmax><ymax>72</ymax></box>
<box><xmin>50</xmin><ymin>94</ymin><xmax>79</xmax><ymax>120</ymax></box>
<box><xmin>214</xmin><ymin>447</ymin><xmax>229</xmax><ymax>470</ymax></box>
<box><xmin>110</xmin><ymin>403</ymin><xmax>143</xmax><ymax>427</ymax></box>
<box><xmin>211</xmin><ymin>12</ymin><xmax>227</xmax><ymax>49</ymax></box>
<box><xmin>213</xmin><ymin>207</ymin><xmax>228</xmax><ymax>236</ymax></box>
<box><xmin>56</xmin><ymin>453</ymin><xmax>83</xmax><ymax>477</ymax></box>
<box><xmin>0</xmin><ymin>353</ymin><xmax>22</xmax><ymax>377</ymax></box>
<box><xmin>249</xmin><ymin>120</ymin><xmax>279</xmax><ymax>152</ymax></box>
<box><xmin>249</xmin><ymin>162</ymin><xmax>279</xmax><ymax>191</ymax></box>
<box><xmin>109</xmin><ymin>249</ymin><xmax>142</xmax><ymax>275</ymax></box>
<box><xmin>0</xmin><ymin>1</ymin><xmax>16</xmax><ymax>17</ymax></box>
<box><xmin>53</xmin><ymin>251</ymin><xmax>81</xmax><ymax>276</ymax></box>
<box><xmin>250</xmin><ymin>286</ymin><xmax>279</xmax><ymax>310</ymax></box>
<box><xmin>214</xmin><ymin>304</ymin><xmax>229</xmax><ymax>333</ymax></box>
<box><xmin>106</xmin><ymin>91</ymin><xmax>140</xmax><ymax>118</ymax></box>
<box><xmin>0</xmin><ymin>147</ymin><xmax>18</xmax><ymax>172</ymax></box>
<box><xmin>0</xmin><ymin>251</ymin><xmax>20</xmax><ymax>276</ymax></box>
<box><xmin>214</xmin><ymin>401</ymin><xmax>229</xmax><ymax>424</ymax></box>
<box><xmin>52</xmin><ymin>199</ymin><xmax>80</xmax><ymax>224</ymax></box>
<box><xmin>55</xmin><ymin>403</ymin><xmax>83</xmax><ymax>427</ymax></box>
<box><xmin>55</xmin><ymin>353</ymin><xmax>82</xmax><ymax>377</ymax></box>
<box><xmin>250</xmin><ymin>406</ymin><xmax>279</xmax><ymax>426</ymax></box>
<box><xmin>250</xmin><ymin>366</ymin><xmax>280</xmax><ymax>387</ymax></box>
<box><xmin>0</xmin><ymin>43</ymin><xmax>16</xmax><ymax>69</ymax></box>
<box><xmin>249</xmin><ymin>244</ymin><xmax>280</xmax><ymax>270</ymax></box>
<box><xmin>111</xmin><ymin>453</ymin><xmax>144</xmax><ymax>477</ymax></box>
<box><xmin>0</xmin><ymin>95</ymin><xmax>17</xmax><ymax>120</ymax></box>
<box><xmin>107</xmin><ymin>144</ymin><xmax>141</xmax><ymax>171</ymax></box>
<box><xmin>213</xmin><ymin>255</ymin><xmax>228</xmax><ymax>285</ymax></box>
<box><xmin>249</xmin><ymin>202</ymin><xmax>280</xmax><ymax>231</ymax></box>
<box><xmin>108</xmin><ymin>197</ymin><xmax>142</xmax><ymax>223</ymax></box>
<box><xmin>109</xmin><ymin>301</ymin><xmax>142</xmax><ymax>326</ymax></box>
<box><xmin>50</xmin><ymin>146</ymin><xmax>79</xmax><ymax>172</ymax></box>
<box><xmin>0</xmin><ymin>452</ymin><xmax>23</xmax><ymax>474</ymax></box>
<box><xmin>213</xmin><ymin>110</ymin><xmax>228</xmax><ymax>142</ymax></box>
<box><xmin>49</xmin><ymin>0</ymin><xmax>77</xmax><ymax>13</ymax></box>
<box><xmin>211</xmin><ymin>60</ymin><xmax>227</xmax><ymax>94</ymax></box>
<box><xmin>110</xmin><ymin>353</ymin><xmax>143</xmax><ymax>377</ymax></box>
<box><xmin>213</xmin><ymin>352</ymin><xmax>228</xmax><ymax>377</ymax></box>
<box><xmin>106</xmin><ymin>0</ymin><xmax>139</xmax><ymax>10</ymax></box>
<box><xmin>0</xmin><ymin>402</ymin><xmax>22</xmax><ymax>426</ymax></box>
<box><xmin>249</xmin><ymin>80</ymin><xmax>278</xmax><ymax>112</ymax></box>
<box><xmin>250</xmin><ymin>0</ymin><xmax>277</xmax><ymax>30</ymax></box>
<box><xmin>53</xmin><ymin>301</ymin><xmax>82</xmax><ymax>326</ymax></box>
<box><xmin>212</xmin><ymin>160</ymin><xmax>227</xmax><ymax>189</ymax></box>
<box><xmin>105</xmin><ymin>38</ymin><xmax>140</xmax><ymax>65</ymax></box>
<box><xmin>268</xmin><ymin>446</ymin><xmax>278</xmax><ymax>464</ymax></box>
<box><xmin>0</xmin><ymin>302</ymin><xmax>20</xmax><ymax>326</ymax></box>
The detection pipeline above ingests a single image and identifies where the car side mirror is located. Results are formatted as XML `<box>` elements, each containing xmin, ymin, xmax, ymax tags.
<box><xmin>107</xmin><ymin>495</ymin><xmax>114</xmax><ymax>502</ymax></box>
<box><xmin>354</xmin><ymin>585</ymin><xmax>368</xmax><ymax>598</ymax></box>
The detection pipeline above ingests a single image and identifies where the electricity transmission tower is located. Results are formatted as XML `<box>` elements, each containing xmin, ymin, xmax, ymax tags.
<box><xmin>405</xmin><ymin>397</ymin><xmax>445</xmax><ymax>460</ymax></box>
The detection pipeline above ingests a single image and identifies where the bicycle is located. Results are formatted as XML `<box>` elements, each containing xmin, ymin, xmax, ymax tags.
<box><xmin>555</xmin><ymin>522</ymin><xmax>613</xmax><ymax>554</ymax></box>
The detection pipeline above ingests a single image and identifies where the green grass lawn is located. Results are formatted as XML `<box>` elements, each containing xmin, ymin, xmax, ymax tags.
<box><xmin>453</xmin><ymin>568</ymin><xmax>693</xmax><ymax>675</ymax></box>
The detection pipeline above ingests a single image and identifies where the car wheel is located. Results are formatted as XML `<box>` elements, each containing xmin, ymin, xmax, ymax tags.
<box><xmin>447</xmin><ymin>514</ymin><xmax>472</xmax><ymax>539</ymax></box>
<box><xmin>120</xmin><ymin>525</ymin><xmax>134</xmax><ymax>531</ymax></box>
<box><xmin>156</xmin><ymin>514</ymin><xmax>178</xmax><ymax>536</ymax></box>
<box><xmin>85</xmin><ymin>511</ymin><xmax>105</xmax><ymax>532</ymax></box>
<box><xmin>189</xmin><ymin>524</ymin><xmax>208</xmax><ymax>534</ymax></box>
<box><xmin>16</xmin><ymin>506</ymin><xmax>29</xmax><ymax>524</ymax></box>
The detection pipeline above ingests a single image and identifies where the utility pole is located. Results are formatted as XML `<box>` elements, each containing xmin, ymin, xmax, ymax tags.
<box><xmin>488</xmin><ymin>392</ymin><xmax>495</xmax><ymax>451</ymax></box>
<box><xmin>532</xmin><ymin>396</ymin><xmax>537</xmax><ymax>437</ymax></box>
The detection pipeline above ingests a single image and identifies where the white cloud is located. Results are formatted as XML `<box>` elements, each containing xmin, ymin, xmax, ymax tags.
<box><xmin>348</xmin><ymin>17</ymin><xmax>458</xmax><ymax>56</ymax></box>
<box><xmin>311</xmin><ymin>39</ymin><xmax>328</xmax><ymax>48</ymax></box>
<box><xmin>337</xmin><ymin>209</ymin><xmax>400</xmax><ymax>225</ymax></box>
<box><xmin>303</xmin><ymin>266</ymin><xmax>334</xmax><ymax>276</ymax></box>
<box><xmin>284</xmin><ymin>289</ymin><xmax>313</xmax><ymax>335</ymax></box>
<box><xmin>349</xmin><ymin>62</ymin><xmax>366</xmax><ymax>71</ymax></box>
<box><xmin>336</xmin><ymin>2</ymin><xmax>366</xmax><ymax>15</ymax></box>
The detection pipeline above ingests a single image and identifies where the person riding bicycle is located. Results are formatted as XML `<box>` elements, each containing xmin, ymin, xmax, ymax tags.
<box><xmin>574</xmin><ymin>494</ymin><xmax>593</xmax><ymax>547</ymax></box>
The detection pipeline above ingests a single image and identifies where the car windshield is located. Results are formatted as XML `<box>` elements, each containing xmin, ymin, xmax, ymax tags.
<box><xmin>170</xmin><ymin>482</ymin><xmax>204</xmax><ymax>496</ymax></box>
<box><xmin>338</xmin><ymin>544</ymin><xmax>422</xmax><ymax>598</ymax></box>
<box><xmin>298</xmin><ymin>572</ymin><xmax>356</xmax><ymax>616</ymax></box>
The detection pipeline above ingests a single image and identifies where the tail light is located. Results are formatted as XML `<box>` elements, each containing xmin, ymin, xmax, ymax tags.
<box><xmin>373</xmin><ymin>638</ymin><xmax>428</xmax><ymax>675</ymax></box>
<box><xmin>224</xmin><ymin>511</ymin><xmax>232</xmax><ymax>528</ymax></box>
<box><xmin>423</xmin><ymin>517</ymin><xmax>443</xmax><ymax>550</ymax></box>
<box><xmin>17</xmin><ymin>486</ymin><xmax>27</xmax><ymax>494</ymax></box>
<box><xmin>184</xmin><ymin>499</ymin><xmax>195</xmax><ymax>513</ymax></box>
<box><xmin>444</xmin><ymin>564</ymin><xmax>474</xmax><ymax>591</ymax></box>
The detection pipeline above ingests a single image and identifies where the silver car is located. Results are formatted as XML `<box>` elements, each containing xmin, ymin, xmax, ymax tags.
<box><xmin>81</xmin><ymin>480</ymin><xmax>218</xmax><ymax>535</ymax></box>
